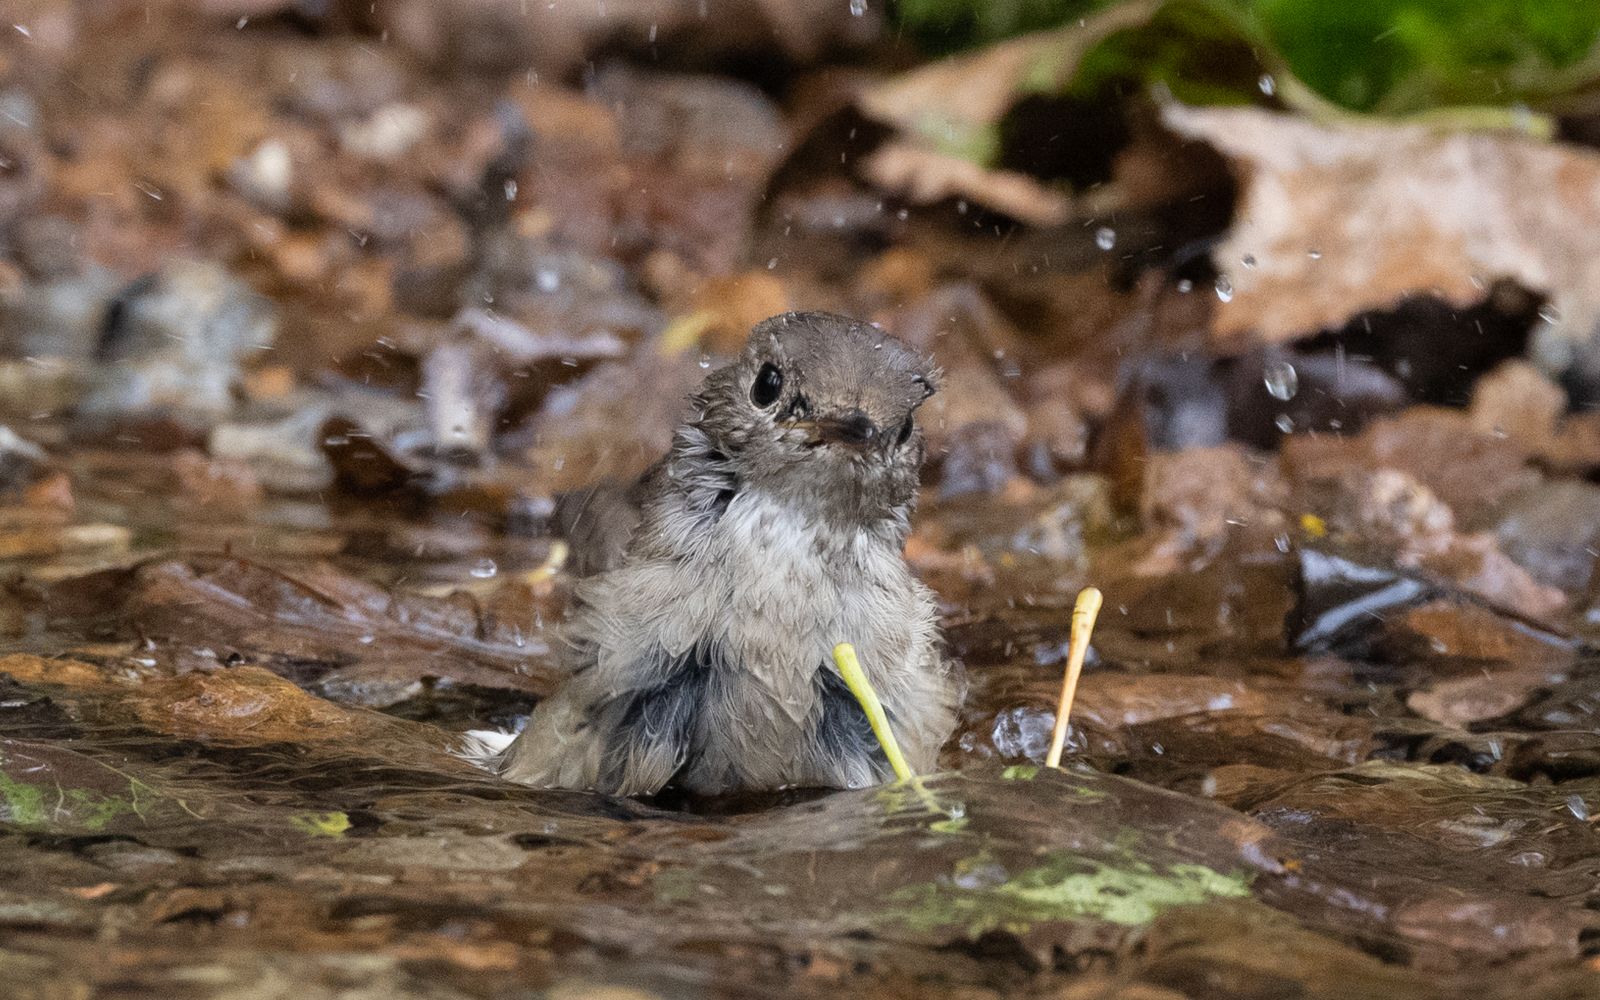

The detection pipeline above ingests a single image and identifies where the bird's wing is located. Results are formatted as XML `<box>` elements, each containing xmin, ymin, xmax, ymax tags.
<box><xmin>552</xmin><ymin>458</ymin><xmax>665</xmax><ymax>577</ymax></box>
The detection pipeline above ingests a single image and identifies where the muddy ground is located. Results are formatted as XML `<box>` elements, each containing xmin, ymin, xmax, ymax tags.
<box><xmin>3</xmin><ymin>3</ymin><xmax>1600</xmax><ymax>999</ymax></box>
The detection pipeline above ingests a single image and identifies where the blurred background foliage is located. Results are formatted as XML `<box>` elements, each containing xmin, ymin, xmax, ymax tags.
<box><xmin>893</xmin><ymin>0</ymin><xmax>1600</xmax><ymax>115</ymax></box>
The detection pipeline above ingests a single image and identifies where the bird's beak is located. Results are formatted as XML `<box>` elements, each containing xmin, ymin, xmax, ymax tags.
<box><xmin>789</xmin><ymin>412</ymin><xmax>879</xmax><ymax>450</ymax></box>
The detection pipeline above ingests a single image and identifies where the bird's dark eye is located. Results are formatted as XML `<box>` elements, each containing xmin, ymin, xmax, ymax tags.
<box><xmin>751</xmin><ymin>363</ymin><xmax>783</xmax><ymax>408</ymax></box>
<box><xmin>896</xmin><ymin>418</ymin><xmax>914</xmax><ymax>446</ymax></box>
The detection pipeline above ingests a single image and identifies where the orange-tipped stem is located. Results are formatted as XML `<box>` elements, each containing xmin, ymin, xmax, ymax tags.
<box><xmin>1045</xmin><ymin>587</ymin><xmax>1103</xmax><ymax>769</ymax></box>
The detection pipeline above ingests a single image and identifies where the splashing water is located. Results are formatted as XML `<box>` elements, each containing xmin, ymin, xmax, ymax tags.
<box><xmin>1264</xmin><ymin>360</ymin><xmax>1299</xmax><ymax>401</ymax></box>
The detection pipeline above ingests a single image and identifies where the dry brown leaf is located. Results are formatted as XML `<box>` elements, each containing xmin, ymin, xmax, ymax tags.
<box><xmin>1163</xmin><ymin>105</ymin><xmax>1600</xmax><ymax>356</ymax></box>
<box><xmin>861</xmin><ymin>143</ymin><xmax>1072</xmax><ymax>225</ymax></box>
<box><xmin>857</xmin><ymin>2</ymin><xmax>1160</xmax><ymax>141</ymax></box>
<box><xmin>853</xmin><ymin>1</ymin><xmax>1160</xmax><ymax>222</ymax></box>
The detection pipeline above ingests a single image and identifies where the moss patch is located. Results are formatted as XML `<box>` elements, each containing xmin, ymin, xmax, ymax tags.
<box><xmin>888</xmin><ymin>851</ymin><xmax>1253</xmax><ymax>935</ymax></box>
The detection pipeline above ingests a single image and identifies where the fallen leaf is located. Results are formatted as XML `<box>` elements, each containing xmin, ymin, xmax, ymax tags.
<box><xmin>853</xmin><ymin>2</ymin><xmax>1161</xmax><ymax>220</ymax></box>
<box><xmin>1162</xmin><ymin>104</ymin><xmax>1600</xmax><ymax>366</ymax></box>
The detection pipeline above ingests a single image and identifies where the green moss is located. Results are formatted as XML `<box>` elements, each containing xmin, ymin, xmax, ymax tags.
<box><xmin>0</xmin><ymin>770</ymin><xmax>48</xmax><ymax>827</ymax></box>
<box><xmin>888</xmin><ymin>851</ymin><xmax>1253</xmax><ymax>935</ymax></box>
<box><xmin>0</xmin><ymin>771</ymin><xmax>138</xmax><ymax>832</ymax></box>
<box><xmin>650</xmin><ymin>867</ymin><xmax>699</xmax><ymax>905</ymax></box>
<box><xmin>894</xmin><ymin>0</ymin><xmax>1600</xmax><ymax>117</ymax></box>
<box><xmin>290</xmin><ymin>812</ymin><xmax>351</xmax><ymax>838</ymax></box>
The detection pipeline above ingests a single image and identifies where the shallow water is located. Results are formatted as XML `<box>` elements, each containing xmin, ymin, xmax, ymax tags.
<box><xmin>3</xmin><ymin>455</ymin><xmax>1599</xmax><ymax>1000</ymax></box>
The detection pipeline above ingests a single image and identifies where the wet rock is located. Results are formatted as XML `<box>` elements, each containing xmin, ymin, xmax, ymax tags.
<box><xmin>84</xmin><ymin>261</ymin><xmax>277</xmax><ymax>421</ymax></box>
<box><xmin>1287</xmin><ymin>543</ymin><xmax>1571</xmax><ymax>653</ymax></box>
<box><xmin>0</xmin><ymin>426</ymin><xmax>50</xmax><ymax>496</ymax></box>
<box><xmin>1287</xmin><ymin>547</ymin><xmax>1436</xmax><ymax>652</ymax></box>
<box><xmin>9</xmin><ymin>214</ymin><xmax>84</xmax><ymax>280</ymax></box>
<box><xmin>0</xmin><ymin>266</ymin><xmax>123</xmax><ymax>361</ymax></box>
<box><xmin>171</xmin><ymin>450</ymin><xmax>264</xmax><ymax>514</ymax></box>
<box><xmin>5</xmin><ymin>557</ymin><xmax>558</xmax><ymax>694</ymax></box>
<box><xmin>1377</xmin><ymin>600</ymin><xmax>1576</xmax><ymax>668</ymax></box>
<box><xmin>320</xmin><ymin>415</ymin><xmax>432</xmax><ymax>497</ymax></box>
<box><xmin>1136</xmin><ymin>902</ymin><xmax>1440</xmax><ymax>1000</ymax></box>
<box><xmin>936</xmin><ymin>421</ymin><xmax>1021</xmax><ymax>499</ymax></box>
<box><xmin>1492</xmin><ymin>481</ymin><xmax>1600</xmax><ymax>595</ymax></box>
<box><xmin>384</xmin><ymin>0</ymin><xmax>879</xmax><ymax>77</ymax></box>
<box><xmin>1292</xmin><ymin>461</ymin><xmax>1565</xmax><ymax>618</ymax></box>
<box><xmin>1225</xmin><ymin>348</ymin><xmax>1409</xmax><ymax>448</ymax></box>
<box><xmin>1017</xmin><ymin>363</ymin><xmax>1113</xmax><ymax>477</ymax></box>
<box><xmin>923</xmin><ymin>475</ymin><xmax>1116</xmax><ymax>564</ymax></box>
<box><xmin>1470</xmin><ymin>359</ymin><xmax>1566</xmax><ymax>448</ymax></box>
<box><xmin>1294</xmin><ymin>470</ymin><xmax>1451</xmax><ymax>579</ymax></box>
<box><xmin>420</xmin><ymin>307</ymin><xmax>629</xmax><ymax>459</ymax></box>
<box><xmin>1119</xmin><ymin>354</ymin><xmax>1230</xmax><ymax>452</ymax></box>
<box><xmin>1503</xmin><ymin>669</ymin><xmax>1600</xmax><ymax>733</ymax></box>
<box><xmin>1406</xmin><ymin>672</ymin><xmax>1549</xmax><ymax>730</ymax></box>
<box><xmin>893</xmin><ymin>286</ymin><xmax>1029</xmax><ymax>468</ymax></box>
<box><xmin>1075</xmin><ymin>674</ymin><xmax>1270</xmax><ymax>731</ymax></box>
<box><xmin>521</xmin><ymin>353</ymin><xmax>703</xmax><ymax>495</ymax></box>
<box><xmin>1421</xmin><ymin>532</ymin><xmax>1567</xmax><ymax>621</ymax></box>
<box><xmin>1282</xmin><ymin>408</ymin><xmax>1537</xmax><ymax>526</ymax></box>
<box><xmin>1136</xmin><ymin>444</ymin><xmax>1287</xmax><ymax>569</ymax></box>
<box><xmin>1247</xmin><ymin>762</ymin><xmax>1600</xmax><ymax>962</ymax></box>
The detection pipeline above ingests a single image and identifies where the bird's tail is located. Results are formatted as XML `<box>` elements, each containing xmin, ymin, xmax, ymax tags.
<box><xmin>456</xmin><ymin>728</ymin><xmax>517</xmax><ymax>770</ymax></box>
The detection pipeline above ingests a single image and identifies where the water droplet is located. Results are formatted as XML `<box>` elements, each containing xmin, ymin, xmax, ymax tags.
<box><xmin>1241</xmin><ymin>254</ymin><xmax>1257</xmax><ymax>269</ymax></box>
<box><xmin>1274</xmin><ymin>413</ymin><xmax>1295</xmax><ymax>434</ymax></box>
<box><xmin>1094</xmin><ymin>226</ymin><xmax>1116</xmax><ymax>251</ymax></box>
<box><xmin>1307</xmin><ymin>249</ymin><xmax>1322</xmax><ymax>260</ymax></box>
<box><xmin>698</xmin><ymin>353</ymin><xmax>712</xmax><ymax>369</ymax></box>
<box><xmin>504</xmin><ymin>179</ymin><xmax>518</xmax><ymax>201</ymax></box>
<box><xmin>1176</xmin><ymin>279</ymin><xmax>1193</xmax><ymax>294</ymax></box>
<box><xmin>1214</xmin><ymin>276</ymin><xmax>1234</xmax><ymax>302</ymax></box>
<box><xmin>535</xmin><ymin>267</ymin><xmax>559</xmax><ymax>292</ymax></box>
<box><xmin>766</xmin><ymin>258</ymin><xmax>778</xmax><ymax>270</ymax></box>
<box><xmin>1258</xmin><ymin>73</ymin><xmax>1276</xmax><ymax>96</ymax></box>
<box><xmin>1274</xmin><ymin>532</ymin><xmax>1291</xmax><ymax>554</ymax></box>
<box><xmin>1263</xmin><ymin>360</ymin><xmax>1299</xmax><ymax>401</ymax></box>
<box><xmin>849</xmin><ymin>0</ymin><xmax>867</xmax><ymax>14</ymax></box>
<box><xmin>1538</xmin><ymin>304</ymin><xmax>1562</xmax><ymax>325</ymax></box>
<box><xmin>1567</xmin><ymin>794</ymin><xmax>1589</xmax><ymax>821</ymax></box>
<box><xmin>470</xmin><ymin>558</ymin><xmax>499</xmax><ymax>579</ymax></box>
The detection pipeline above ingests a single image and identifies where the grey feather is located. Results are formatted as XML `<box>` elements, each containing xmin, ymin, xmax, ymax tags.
<box><xmin>496</xmin><ymin>312</ymin><xmax>960</xmax><ymax>796</ymax></box>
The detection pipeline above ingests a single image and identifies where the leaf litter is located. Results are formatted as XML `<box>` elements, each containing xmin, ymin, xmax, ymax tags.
<box><xmin>1</xmin><ymin>2</ymin><xmax>1600</xmax><ymax>998</ymax></box>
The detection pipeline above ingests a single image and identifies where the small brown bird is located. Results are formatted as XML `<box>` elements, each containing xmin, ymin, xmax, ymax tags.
<box><xmin>486</xmin><ymin>311</ymin><xmax>960</xmax><ymax>796</ymax></box>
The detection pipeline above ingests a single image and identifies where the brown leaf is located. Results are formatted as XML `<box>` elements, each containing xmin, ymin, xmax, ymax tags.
<box><xmin>1163</xmin><ymin>105</ymin><xmax>1600</xmax><ymax>356</ymax></box>
<box><xmin>852</xmin><ymin>2</ymin><xmax>1161</xmax><ymax>221</ymax></box>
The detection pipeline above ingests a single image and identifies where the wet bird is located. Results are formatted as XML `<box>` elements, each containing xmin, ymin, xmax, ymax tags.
<box><xmin>484</xmin><ymin>311</ymin><xmax>961</xmax><ymax>796</ymax></box>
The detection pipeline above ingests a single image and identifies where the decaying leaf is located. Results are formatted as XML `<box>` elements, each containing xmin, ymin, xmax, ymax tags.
<box><xmin>1163</xmin><ymin>104</ymin><xmax>1600</xmax><ymax>368</ymax></box>
<box><xmin>854</xmin><ymin>2</ymin><xmax>1162</xmax><ymax>220</ymax></box>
